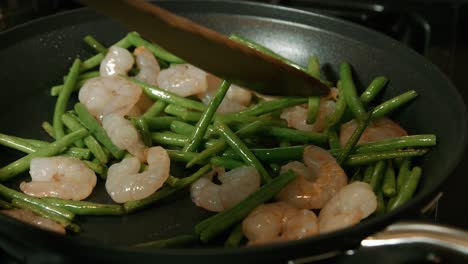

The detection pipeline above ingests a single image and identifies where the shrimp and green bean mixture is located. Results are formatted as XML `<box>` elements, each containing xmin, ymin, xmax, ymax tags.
<box><xmin>0</xmin><ymin>32</ymin><xmax>435</xmax><ymax>247</ymax></box>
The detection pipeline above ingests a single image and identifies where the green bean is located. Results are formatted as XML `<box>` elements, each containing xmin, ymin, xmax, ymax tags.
<box><xmin>151</xmin><ymin>131</ymin><xmax>189</xmax><ymax>148</ymax></box>
<box><xmin>132</xmin><ymin>78</ymin><xmax>206</xmax><ymax>111</ymax></box>
<box><xmin>63</xmin><ymin>71</ymin><xmax>100</xmax><ymax>85</ymax></box>
<box><xmin>11</xmin><ymin>198</ymin><xmax>79</xmax><ymax>233</ymax></box>
<box><xmin>0</xmin><ymin>133</ymin><xmax>39</xmax><ymax>153</ymax></box>
<box><xmin>131</xmin><ymin>117</ymin><xmax>152</xmax><ymax>147</ymax></box>
<box><xmin>229</xmin><ymin>34</ymin><xmax>305</xmax><ymax>71</ymax></box>
<box><xmin>184</xmin><ymin>81</ymin><xmax>231</xmax><ymax>152</ymax></box>
<box><xmin>196</xmin><ymin>170</ymin><xmax>297</xmax><ymax>241</ymax></box>
<box><xmin>187</xmin><ymin>140</ymin><xmax>227</xmax><ymax>168</ymax></box>
<box><xmin>362</xmin><ymin>164</ymin><xmax>375</xmax><ymax>183</ymax></box>
<box><xmin>238</xmin><ymin>97</ymin><xmax>308</xmax><ymax>116</ymax></box>
<box><xmin>326</xmin><ymin>81</ymin><xmax>347</xmax><ymax>126</ymax></box>
<box><xmin>79</xmin><ymin>33</ymin><xmax>133</xmax><ymax>72</ymax></box>
<box><xmin>382</xmin><ymin>160</ymin><xmax>396</xmax><ymax>197</ymax></box>
<box><xmin>74</xmin><ymin>103</ymin><xmax>124</xmax><ymax>159</ymax></box>
<box><xmin>124</xmin><ymin>164</ymin><xmax>211</xmax><ymax>213</ymax></box>
<box><xmin>263</xmin><ymin>126</ymin><xmax>328</xmax><ymax>145</ymax></box>
<box><xmin>337</xmin><ymin>112</ymin><xmax>371</xmax><ymax>164</ymax></box>
<box><xmin>397</xmin><ymin>158</ymin><xmax>412</xmax><ymax>191</ymax></box>
<box><xmin>17</xmin><ymin>138</ymin><xmax>49</xmax><ymax>148</ymax></box>
<box><xmin>360</xmin><ymin>76</ymin><xmax>388</xmax><ymax>105</ymax></box>
<box><xmin>133</xmin><ymin>234</ymin><xmax>197</xmax><ymax>248</ymax></box>
<box><xmin>166</xmin><ymin>150</ymin><xmax>198</xmax><ymax>164</ymax></box>
<box><xmin>352</xmin><ymin>135</ymin><xmax>436</xmax><ymax>154</ymax></box>
<box><xmin>41</xmin><ymin>197</ymin><xmax>123</xmax><ymax>216</ymax></box>
<box><xmin>215</xmin><ymin>121</ymin><xmax>272</xmax><ymax>183</ymax></box>
<box><xmin>269</xmin><ymin>163</ymin><xmax>281</xmax><ymax>175</ymax></box>
<box><xmin>164</xmin><ymin>104</ymin><xmax>202</xmax><ymax>122</ymax></box>
<box><xmin>307</xmin><ymin>96</ymin><xmax>321</xmax><ymax>124</ymax></box>
<box><xmin>210</xmin><ymin>157</ymin><xmax>245</xmax><ymax>170</ymax></box>
<box><xmin>53</xmin><ymin>59</ymin><xmax>81</xmax><ymax>139</ymax></box>
<box><xmin>388</xmin><ymin>166</ymin><xmax>422</xmax><ymax>211</ymax></box>
<box><xmin>0</xmin><ymin>129</ymin><xmax>88</xmax><ymax>181</ymax></box>
<box><xmin>0</xmin><ymin>184</ymin><xmax>75</xmax><ymax>220</ymax></box>
<box><xmin>345</xmin><ymin>149</ymin><xmax>428</xmax><ymax>166</ymax></box>
<box><xmin>0</xmin><ymin>199</ymin><xmax>12</xmax><ymax>209</ymax></box>
<box><xmin>42</xmin><ymin>121</ymin><xmax>55</xmax><ymax>139</ymax></box>
<box><xmin>62</xmin><ymin>113</ymin><xmax>108</xmax><ymax>163</ymax></box>
<box><xmin>51</xmin><ymin>77</ymin><xmax>94</xmax><ymax>96</ymax></box>
<box><xmin>170</xmin><ymin>121</ymin><xmax>214</xmax><ymax>138</ymax></box>
<box><xmin>307</xmin><ymin>55</ymin><xmax>321</xmax><ymax>79</ymax></box>
<box><xmin>225</xmin><ymin>223</ymin><xmax>244</xmax><ymax>248</ymax></box>
<box><xmin>142</xmin><ymin>100</ymin><xmax>168</xmax><ymax>119</ymax></box>
<box><xmin>349</xmin><ymin>168</ymin><xmax>363</xmax><ymax>183</ymax></box>
<box><xmin>371</xmin><ymin>90</ymin><xmax>418</xmax><ymax>119</ymax></box>
<box><xmin>340</xmin><ymin>62</ymin><xmax>366</xmax><ymax>121</ymax></box>
<box><xmin>83</xmin><ymin>35</ymin><xmax>107</xmax><ymax>54</ymax></box>
<box><xmin>145</xmin><ymin>116</ymin><xmax>180</xmax><ymax>132</ymax></box>
<box><xmin>83</xmin><ymin>160</ymin><xmax>107</xmax><ymax>177</ymax></box>
<box><xmin>216</xmin><ymin>113</ymin><xmax>287</xmax><ymax>127</ymax></box>
<box><xmin>127</xmin><ymin>32</ymin><xmax>184</xmax><ymax>64</ymax></box>
<box><xmin>62</xmin><ymin>147</ymin><xmax>92</xmax><ymax>160</ymax></box>
<box><xmin>374</xmin><ymin>191</ymin><xmax>386</xmax><ymax>216</ymax></box>
<box><xmin>327</xmin><ymin>130</ymin><xmax>341</xmax><ymax>149</ymax></box>
<box><xmin>369</xmin><ymin>160</ymin><xmax>386</xmax><ymax>192</ymax></box>
<box><xmin>222</xmin><ymin>145</ymin><xmax>305</xmax><ymax>163</ymax></box>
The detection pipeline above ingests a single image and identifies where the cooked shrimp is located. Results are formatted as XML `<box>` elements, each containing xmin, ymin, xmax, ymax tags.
<box><xmin>20</xmin><ymin>157</ymin><xmax>97</xmax><ymax>201</ymax></box>
<box><xmin>2</xmin><ymin>209</ymin><xmax>66</xmax><ymax>234</ymax></box>
<box><xmin>280</xmin><ymin>88</ymin><xmax>338</xmax><ymax>133</ymax></box>
<box><xmin>100</xmin><ymin>46</ymin><xmax>134</xmax><ymax>77</ymax></box>
<box><xmin>134</xmin><ymin>46</ymin><xmax>160</xmax><ymax>86</ymax></box>
<box><xmin>157</xmin><ymin>64</ymin><xmax>208</xmax><ymax>97</ymax></box>
<box><xmin>276</xmin><ymin>145</ymin><xmax>347</xmax><ymax>209</ymax></box>
<box><xmin>199</xmin><ymin>74</ymin><xmax>252</xmax><ymax>113</ymax></box>
<box><xmin>190</xmin><ymin>166</ymin><xmax>261</xmax><ymax>212</ymax></box>
<box><xmin>78</xmin><ymin>76</ymin><xmax>142</xmax><ymax>120</ymax></box>
<box><xmin>242</xmin><ymin>202</ymin><xmax>318</xmax><ymax>245</ymax></box>
<box><xmin>102</xmin><ymin>114</ymin><xmax>146</xmax><ymax>161</ymax></box>
<box><xmin>340</xmin><ymin>117</ymin><xmax>408</xmax><ymax>146</ymax></box>
<box><xmin>318</xmin><ymin>181</ymin><xmax>377</xmax><ymax>233</ymax></box>
<box><xmin>105</xmin><ymin>146</ymin><xmax>170</xmax><ymax>203</ymax></box>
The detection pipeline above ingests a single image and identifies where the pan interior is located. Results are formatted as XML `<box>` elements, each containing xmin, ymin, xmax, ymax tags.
<box><xmin>0</xmin><ymin>1</ymin><xmax>465</xmax><ymax>248</ymax></box>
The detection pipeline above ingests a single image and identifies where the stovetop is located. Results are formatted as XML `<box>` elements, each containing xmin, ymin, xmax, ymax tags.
<box><xmin>0</xmin><ymin>0</ymin><xmax>467</xmax><ymax>263</ymax></box>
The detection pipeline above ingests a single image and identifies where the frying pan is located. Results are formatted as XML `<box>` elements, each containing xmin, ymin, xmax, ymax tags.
<box><xmin>0</xmin><ymin>1</ymin><xmax>466</xmax><ymax>263</ymax></box>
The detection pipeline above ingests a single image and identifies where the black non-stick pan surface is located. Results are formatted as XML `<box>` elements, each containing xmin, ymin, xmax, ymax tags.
<box><xmin>0</xmin><ymin>1</ymin><xmax>466</xmax><ymax>263</ymax></box>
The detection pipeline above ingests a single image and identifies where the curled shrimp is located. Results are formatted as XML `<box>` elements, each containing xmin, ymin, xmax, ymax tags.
<box><xmin>276</xmin><ymin>145</ymin><xmax>347</xmax><ymax>209</ymax></box>
<box><xmin>2</xmin><ymin>209</ymin><xmax>66</xmax><ymax>234</ymax></box>
<box><xmin>242</xmin><ymin>201</ymin><xmax>319</xmax><ymax>245</ymax></box>
<box><xmin>340</xmin><ymin>117</ymin><xmax>408</xmax><ymax>146</ymax></box>
<box><xmin>20</xmin><ymin>157</ymin><xmax>97</xmax><ymax>201</ymax></box>
<box><xmin>100</xmin><ymin>46</ymin><xmax>134</xmax><ymax>77</ymax></box>
<box><xmin>198</xmin><ymin>74</ymin><xmax>252</xmax><ymax>113</ymax></box>
<box><xmin>318</xmin><ymin>181</ymin><xmax>377</xmax><ymax>233</ymax></box>
<box><xmin>102</xmin><ymin>114</ymin><xmax>146</xmax><ymax>162</ymax></box>
<box><xmin>157</xmin><ymin>63</ymin><xmax>208</xmax><ymax>97</ymax></box>
<box><xmin>280</xmin><ymin>88</ymin><xmax>338</xmax><ymax>133</ymax></box>
<box><xmin>190</xmin><ymin>166</ymin><xmax>261</xmax><ymax>212</ymax></box>
<box><xmin>134</xmin><ymin>46</ymin><xmax>160</xmax><ymax>86</ymax></box>
<box><xmin>105</xmin><ymin>146</ymin><xmax>170</xmax><ymax>203</ymax></box>
<box><xmin>78</xmin><ymin>76</ymin><xmax>142</xmax><ymax>120</ymax></box>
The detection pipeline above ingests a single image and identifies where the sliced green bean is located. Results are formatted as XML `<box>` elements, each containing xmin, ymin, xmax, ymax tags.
<box><xmin>83</xmin><ymin>160</ymin><xmax>107</xmax><ymax>178</ymax></box>
<box><xmin>327</xmin><ymin>130</ymin><xmax>341</xmax><ymax>149</ymax></box>
<box><xmin>352</xmin><ymin>135</ymin><xmax>436</xmax><ymax>154</ymax></box>
<box><xmin>263</xmin><ymin>126</ymin><xmax>328</xmax><ymax>145</ymax></box>
<box><xmin>124</xmin><ymin>164</ymin><xmax>211</xmax><ymax>213</ymax></box>
<box><xmin>42</xmin><ymin>121</ymin><xmax>55</xmax><ymax>139</ymax></box>
<box><xmin>11</xmin><ymin>198</ymin><xmax>79</xmax><ymax>233</ymax></box>
<box><xmin>345</xmin><ymin>149</ymin><xmax>428</xmax><ymax>166</ymax></box>
<box><xmin>225</xmin><ymin>223</ymin><xmax>244</xmax><ymax>248</ymax></box>
<box><xmin>369</xmin><ymin>160</ymin><xmax>386</xmax><ymax>192</ymax></box>
<box><xmin>196</xmin><ymin>170</ymin><xmax>297</xmax><ymax>241</ymax></box>
<box><xmin>216</xmin><ymin>113</ymin><xmax>286</xmax><ymax>127</ymax></box>
<box><xmin>51</xmin><ymin>77</ymin><xmax>94</xmax><ymax>96</ymax></box>
<box><xmin>238</xmin><ymin>97</ymin><xmax>308</xmax><ymax>116</ymax></box>
<box><xmin>74</xmin><ymin>103</ymin><xmax>124</xmax><ymax>159</ymax></box>
<box><xmin>184</xmin><ymin>80</ymin><xmax>231</xmax><ymax>152</ymax></box>
<box><xmin>151</xmin><ymin>131</ymin><xmax>189</xmax><ymax>148</ymax></box>
<box><xmin>360</xmin><ymin>76</ymin><xmax>388</xmax><ymax>105</ymax></box>
<box><xmin>0</xmin><ymin>199</ymin><xmax>12</xmax><ymax>209</ymax></box>
<box><xmin>145</xmin><ymin>116</ymin><xmax>179</xmax><ymax>131</ymax></box>
<box><xmin>362</xmin><ymin>164</ymin><xmax>375</xmax><ymax>183</ymax></box>
<box><xmin>0</xmin><ymin>184</ymin><xmax>75</xmax><ymax>220</ymax></box>
<box><xmin>382</xmin><ymin>160</ymin><xmax>396</xmax><ymax>197</ymax></box>
<box><xmin>164</xmin><ymin>104</ymin><xmax>202</xmax><ymax>122</ymax></box>
<box><xmin>83</xmin><ymin>35</ymin><xmax>107</xmax><ymax>54</ymax></box>
<box><xmin>222</xmin><ymin>145</ymin><xmax>305</xmax><ymax>163</ymax></box>
<box><xmin>371</xmin><ymin>90</ymin><xmax>418</xmax><ymax>119</ymax></box>
<box><xmin>210</xmin><ymin>156</ymin><xmax>245</xmax><ymax>170</ymax></box>
<box><xmin>307</xmin><ymin>96</ymin><xmax>321</xmax><ymax>124</ymax></box>
<box><xmin>134</xmin><ymin>234</ymin><xmax>197</xmax><ymax>248</ymax></box>
<box><xmin>374</xmin><ymin>191</ymin><xmax>386</xmax><ymax>216</ymax></box>
<box><xmin>397</xmin><ymin>158</ymin><xmax>412</xmax><ymax>191</ymax></box>
<box><xmin>0</xmin><ymin>129</ymin><xmax>88</xmax><ymax>181</ymax></box>
<box><xmin>340</xmin><ymin>62</ymin><xmax>366</xmax><ymax>121</ymax></box>
<box><xmin>349</xmin><ymin>168</ymin><xmax>363</xmax><ymax>183</ymax></box>
<box><xmin>187</xmin><ymin>140</ymin><xmax>227</xmax><ymax>168</ymax></box>
<box><xmin>388</xmin><ymin>166</ymin><xmax>422</xmax><ymax>211</ymax></box>
<box><xmin>326</xmin><ymin>81</ymin><xmax>347</xmax><ymax>127</ymax></box>
<box><xmin>62</xmin><ymin>147</ymin><xmax>91</xmax><ymax>160</ymax></box>
<box><xmin>338</xmin><ymin>112</ymin><xmax>371</xmax><ymax>164</ymax></box>
<box><xmin>166</xmin><ymin>150</ymin><xmax>198</xmax><ymax>164</ymax></box>
<box><xmin>307</xmin><ymin>55</ymin><xmax>321</xmax><ymax>79</ymax></box>
<box><xmin>215</xmin><ymin>121</ymin><xmax>272</xmax><ymax>183</ymax></box>
<box><xmin>142</xmin><ymin>100</ymin><xmax>168</xmax><ymax>119</ymax></box>
<box><xmin>127</xmin><ymin>32</ymin><xmax>184</xmax><ymax>64</ymax></box>
<box><xmin>131</xmin><ymin>117</ymin><xmax>152</xmax><ymax>147</ymax></box>
<box><xmin>41</xmin><ymin>197</ymin><xmax>123</xmax><ymax>216</ymax></box>
<box><xmin>0</xmin><ymin>133</ymin><xmax>39</xmax><ymax>153</ymax></box>
<box><xmin>62</xmin><ymin>112</ymin><xmax>108</xmax><ymax>164</ymax></box>
<box><xmin>53</xmin><ymin>59</ymin><xmax>81</xmax><ymax>139</ymax></box>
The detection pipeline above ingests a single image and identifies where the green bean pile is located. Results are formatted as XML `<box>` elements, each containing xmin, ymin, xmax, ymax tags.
<box><xmin>0</xmin><ymin>32</ymin><xmax>436</xmax><ymax>248</ymax></box>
